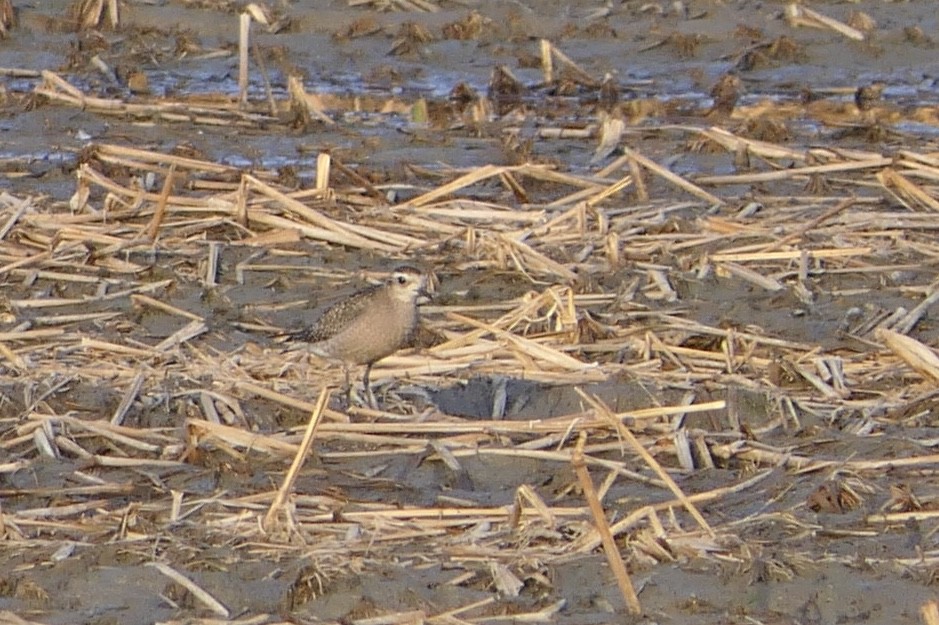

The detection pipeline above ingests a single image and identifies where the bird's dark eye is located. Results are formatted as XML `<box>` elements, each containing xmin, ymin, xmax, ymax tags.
<box><xmin>397</xmin><ymin>275</ymin><xmax>407</xmax><ymax>285</ymax></box>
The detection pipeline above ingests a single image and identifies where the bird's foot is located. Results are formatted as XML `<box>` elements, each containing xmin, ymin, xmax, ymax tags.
<box><xmin>365</xmin><ymin>385</ymin><xmax>379</xmax><ymax>411</ymax></box>
<box><xmin>338</xmin><ymin>384</ymin><xmax>379</xmax><ymax>410</ymax></box>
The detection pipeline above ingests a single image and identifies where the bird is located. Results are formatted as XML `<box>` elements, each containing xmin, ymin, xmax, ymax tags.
<box><xmin>284</xmin><ymin>265</ymin><xmax>430</xmax><ymax>407</ymax></box>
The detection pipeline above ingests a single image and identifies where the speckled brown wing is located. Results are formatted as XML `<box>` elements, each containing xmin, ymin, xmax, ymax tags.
<box><xmin>289</xmin><ymin>284</ymin><xmax>382</xmax><ymax>343</ymax></box>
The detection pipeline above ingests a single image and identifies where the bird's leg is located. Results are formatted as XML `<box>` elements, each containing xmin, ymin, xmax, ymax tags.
<box><xmin>362</xmin><ymin>363</ymin><xmax>378</xmax><ymax>410</ymax></box>
<box><xmin>342</xmin><ymin>365</ymin><xmax>353</xmax><ymax>407</ymax></box>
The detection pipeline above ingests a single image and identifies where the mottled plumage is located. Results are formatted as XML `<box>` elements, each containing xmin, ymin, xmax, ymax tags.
<box><xmin>288</xmin><ymin>266</ymin><xmax>429</xmax><ymax>406</ymax></box>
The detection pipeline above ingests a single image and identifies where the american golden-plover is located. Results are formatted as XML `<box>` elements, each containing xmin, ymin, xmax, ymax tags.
<box><xmin>286</xmin><ymin>265</ymin><xmax>430</xmax><ymax>406</ymax></box>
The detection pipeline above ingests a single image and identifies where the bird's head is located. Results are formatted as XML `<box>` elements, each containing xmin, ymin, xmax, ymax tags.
<box><xmin>388</xmin><ymin>266</ymin><xmax>431</xmax><ymax>303</ymax></box>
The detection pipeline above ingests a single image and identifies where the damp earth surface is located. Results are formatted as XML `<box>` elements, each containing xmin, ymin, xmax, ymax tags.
<box><xmin>2</xmin><ymin>0</ymin><xmax>939</xmax><ymax>624</ymax></box>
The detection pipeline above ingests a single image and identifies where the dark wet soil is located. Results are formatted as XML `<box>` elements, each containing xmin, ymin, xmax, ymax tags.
<box><xmin>3</xmin><ymin>1</ymin><xmax>939</xmax><ymax>624</ymax></box>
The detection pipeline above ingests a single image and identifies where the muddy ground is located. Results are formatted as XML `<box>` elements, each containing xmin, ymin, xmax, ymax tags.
<box><xmin>3</xmin><ymin>0</ymin><xmax>939</xmax><ymax>624</ymax></box>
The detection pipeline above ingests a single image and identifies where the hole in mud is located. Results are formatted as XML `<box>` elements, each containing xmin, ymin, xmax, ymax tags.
<box><xmin>431</xmin><ymin>376</ymin><xmax>675</xmax><ymax>420</ymax></box>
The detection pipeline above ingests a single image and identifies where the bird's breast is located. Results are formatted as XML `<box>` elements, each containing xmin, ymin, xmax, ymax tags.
<box><xmin>313</xmin><ymin>298</ymin><xmax>418</xmax><ymax>365</ymax></box>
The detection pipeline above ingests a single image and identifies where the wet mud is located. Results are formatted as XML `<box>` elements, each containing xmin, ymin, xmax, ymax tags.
<box><xmin>2</xmin><ymin>0</ymin><xmax>939</xmax><ymax>624</ymax></box>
